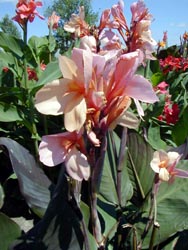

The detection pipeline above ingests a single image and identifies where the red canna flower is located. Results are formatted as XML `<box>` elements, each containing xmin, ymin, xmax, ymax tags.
<box><xmin>160</xmin><ymin>55</ymin><xmax>188</xmax><ymax>74</ymax></box>
<box><xmin>27</xmin><ymin>67</ymin><xmax>38</xmax><ymax>81</ymax></box>
<box><xmin>158</xmin><ymin>98</ymin><xmax>180</xmax><ymax>125</ymax></box>
<box><xmin>12</xmin><ymin>0</ymin><xmax>44</xmax><ymax>26</ymax></box>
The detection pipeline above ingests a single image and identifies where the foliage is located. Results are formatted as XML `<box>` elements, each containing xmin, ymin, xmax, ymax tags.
<box><xmin>0</xmin><ymin>1</ymin><xmax>188</xmax><ymax>250</ymax></box>
<box><xmin>0</xmin><ymin>14</ymin><xmax>21</xmax><ymax>39</ymax></box>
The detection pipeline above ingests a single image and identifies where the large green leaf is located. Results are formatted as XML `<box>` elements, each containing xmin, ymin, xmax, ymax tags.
<box><xmin>0</xmin><ymin>32</ymin><xmax>24</xmax><ymax>58</ymax></box>
<box><xmin>0</xmin><ymin>51</ymin><xmax>23</xmax><ymax>79</ymax></box>
<box><xmin>172</xmin><ymin>107</ymin><xmax>188</xmax><ymax>146</ymax></box>
<box><xmin>135</xmin><ymin>160</ymin><xmax>188</xmax><ymax>249</ymax></box>
<box><xmin>99</xmin><ymin>132</ymin><xmax>119</xmax><ymax>205</ymax></box>
<box><xmin>147</xmin><ymin>124</ymin><xmax>167</xmax><ymax>150</ymax></box>
<box><xmin>28</xmin><ymin>36</ymin><xmax>49</xmax><ymax>57</ymax></box>
<box><xmin>0</xmin><ymin>212</ymin><xmax>21</xmax><ymax>250</ymax></box>
<box><xmin>31</xmin><ymin>60</ymin><xmax>62</xmax><ymax>94</ymax></box>
<box><xmin>0</xmin><ymin>137</ymin><xmax>52</xmax><ymax>217</ymax></box>
<box><xmin>10</xmin><ymin>170</ymin><xmax>83</xmax><ymax>250</ymax></box>
<box><xmin>0</xmin><ymin>102</ymin><xmax>23</xmax><ymax>122</ymax></box>
<box><xmin>126</xmin><ymin>131</ymin><xmax>155</xmax><ymax>207</ymax></box>
<box><xmin>99</xmin><ymin>131</ymin><xmax>133</xmax><ymax>206</ymax></box>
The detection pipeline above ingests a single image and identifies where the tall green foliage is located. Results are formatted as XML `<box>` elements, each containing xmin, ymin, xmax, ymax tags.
<box><xmin>0</xmin><ymin>15</ymin><xmax>21</xmax><ymax>39</ymax></box>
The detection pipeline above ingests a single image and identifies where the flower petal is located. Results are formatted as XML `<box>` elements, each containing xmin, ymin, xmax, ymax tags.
<box><xmin>64</xmin><ymin>98</ymin><xmax>87</xmax><ymax>131</ymax></box>
<box><xmin>35</xmin><ymin>79</ymin><xmax>69</xmax><ymax>115</ymax></box>
<box><xmin>150</xmin><ymin>151</ymin><xmax>161</xmax><ymax>173</ymax></box>
<box><xmin>173</xmin><ymin>168</ymin><xmax>188</xmax><ymax>178</ymax></box>
<box><xmin>59</xmin><ymin>55</ymin><xmax>77</xmax><ymax>79</ymax></box>
<box><xmin>39</xmin><ymin>134</ymin><xmax>67</xmax><ymax>166</ymax></box>
<box><xmin>159</xmin><ymin>168</ymin><xmax>170</xmax><ymax>182</ymax></box>
<box><xmin>65</xmin><ymin>147</ymin><xmax>90</xmax><ymax>181</ymax></box>
<box><xmin>124</xmin><ymin>74</ymin><xmax>159</xmax><ymax>103</ymax></box>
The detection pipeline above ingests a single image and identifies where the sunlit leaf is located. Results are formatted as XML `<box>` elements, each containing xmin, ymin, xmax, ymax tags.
<box><xmin>0</xmin><ymin>32</ymin><xmax>24</xmax><ymax>58</ymax></box>
<box><xmin>0</xmin><ymin>102</ymin><xmax>23</xmax><ymax>122</ymax></box>
<box><xmin>147</xmin><ymin>125</ymin><xmax>167</xmax><ymax>150</ymax></box>
<box><xmin>135</xmin><ymin>160</ymin><xmax>188</xmax><ymax>249</ymax></box>
<box><xmin>31</xmin><ymin>60</ymin><xmax>62</xmax><ymax>94</ymax></box>
<box><xmin>126</xmin><ymin>131</ymin><xmax>155</xmax><ymax>207</ymax></box>
<box><xmin>0</xmin><ymin>212</ymin><xmax>21</xmax><ymax>250</ymax></box>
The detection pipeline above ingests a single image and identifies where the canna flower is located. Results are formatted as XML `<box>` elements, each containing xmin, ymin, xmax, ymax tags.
<box><xmin>39</xmin><ymin>131</ymin><xmax>90</xmax><ymax>181</ymax></box>
<box><xmin>35</xmin><ymin>48</ymin><xmax>105</xmax><ymax>132</ymax></box>
<box><xmin>158</xmin><ymin>95</ymin><xmax>180</xmax><ymax>125</ymax></box>
<box><xmin>48</xmin><ymin>11</ymin><xmax>60</xmax><ymax>30</ymax></box>
<box><xmin>103</xmin><ymin>49</ymin><xmax>159</xmax><ymax>121</ymax></box>
<box><xmin>27</xmin><ymin>67</ymin><xmax>38</xmax><ymax>81</ymax></box>
<box><xmin>183</xmin><ymin>31</ymin><xmax>188</xmax><ymax>41</ymax></box>
<box><xmin>12</xmin><ymin>0</ymin><xmax>44</xmax><ymax>26</ymax></box>
<box><xmin>150</xmin><ymin>150</ymin><xmax>188</xmax><ymax>182</ymax></box>
<box><xmin>129</xmin><ymin>0</ymin><xmax>156</xmax><ymax>59</ymax></box>
<box><xmin>64</xmin><ymin>6</ymin><xmax>90</xmax><ymax>37</ymax></box>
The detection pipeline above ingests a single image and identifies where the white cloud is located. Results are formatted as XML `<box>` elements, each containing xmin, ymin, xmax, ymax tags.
<box><xmin>170</xmin><ymin>22</ymin><xmax>188</xmax><ymax>28</ymax></box>
<box><xmin>177</xmin><ymin>22</ymin><xmax>187</xmax><ymax>28</ymax></box>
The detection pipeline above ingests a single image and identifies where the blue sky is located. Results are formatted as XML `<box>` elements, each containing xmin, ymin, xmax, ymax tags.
<box><xmin>0</xmin><ymin>0</ymin><xmax>188</xmax><ymax>46</ymax></box>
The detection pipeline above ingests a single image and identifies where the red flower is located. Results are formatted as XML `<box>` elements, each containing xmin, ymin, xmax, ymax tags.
<box><xmin>27</xmin><ymin>67</ymin><xmax>38</xmax><ymax>81</ymax></box>
<box><xmin>12</xmin><ymin>0</ymin><xmax>44</xmax><ymax>26</ymax></box>
<box><xmin>155</xmin><ymin>81</ymin><xmax>169</xmax><ymax>94</ymax></box>
<box><xmin>158</xmin><ymin>99</ymin><xmax>180</xmax><ymax>125</ymax></box>
<box><xmin>160</xmin><ymin>55</ymin><xmax>188</xmax><ymax>74</ymax></box>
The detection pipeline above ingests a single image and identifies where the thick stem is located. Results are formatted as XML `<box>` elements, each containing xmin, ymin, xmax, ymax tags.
<box><xmin>148</xmin><ymin>222</ymin><xmax>160</xmax><ymax>250</ymax></box>
<box><xmin>89</xmin><ymin>135</ymin><xmax>107</xmax><ymax>248</ymax></box>
<box><xmin>117</xmin><ymin>127</ymin><xmax>127</xmax><ymax>207</ymax></box>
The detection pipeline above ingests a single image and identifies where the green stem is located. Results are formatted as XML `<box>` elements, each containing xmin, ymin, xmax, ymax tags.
<box><xmin>148</xmin><ymin>222</ymin><xmax>160</xmax><ymax>250</ymax></box>
<box><xmin>23</xmin><ymin>21</ymin><xmax>28</xmax><ymax>89</ymax></box>
<box><xmin>144</xmin><ymin>59</ymin><xmax>150</xmax><ymax>79</ymax></box>
<box><xmin>116</xmin><ymin>127</ymin><xmax>127</xmax><ymax>207</ymax></box>
<box><xmin>22</xmin><ymin>20</ymin><xmax>39</xmax><ymax>157</ymax></box>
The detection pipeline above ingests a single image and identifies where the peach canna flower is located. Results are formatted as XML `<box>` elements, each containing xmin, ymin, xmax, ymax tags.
<box><xmin>48</xmin><ymin>11</ymin><xmax>60</xmax><ymax>30</ymax></box>
<box><xmin>64</xmin><ymin>6</ymin><xmax>90</xmax><ymax>37</ymax></box>
<box><xmin>35</xmin><ymin>48</ymin><xmax>105</xmax><ymax>132</ymax></box>
<box><xmin>12</xmin><ymin>0</ymin><xmax>44</xmax><ymax>25</ymax></box>
<box><xmin>39</xmin><ymin>131</ymin><xmax>90</xmax><ymax>181</ymax></box>
<box><xmin>150</xmin><ymin>150</ymin><xmax>188</xmax><ymax>182</ymax></box>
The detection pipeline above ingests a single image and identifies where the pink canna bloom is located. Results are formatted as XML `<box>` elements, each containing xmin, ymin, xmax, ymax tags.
<box><xmin>12</xmin><ymin>0</ymin><xmax>44</xmax><ymax>26</ymax></box>
<box><xmin>103</xmin><ymin>49</ymin><xmax>158</xmax><ymax>121</ymax></box>
<box><xmin>150</xmin><ymin>150</ymin><xmax>188</xmax><ymax>182</ymax></box>
<box><xmin>128</xmin><ymin>0</ymin><xmax>156</xmax><ymax>59</ymax></box>
<box><xmin>64</xmin><ymin>6</ymin><xmax>90</xmax><ymax>37</ymax></box>
<box><xmin>39</xmin><ymin>131</ymin><xmax>90</xmax><ymax>181</ymax></box>
<box><xmin>48</xmin><ymin>11</ymin><xmax>60</xmax><ymax>30</ymax></box>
